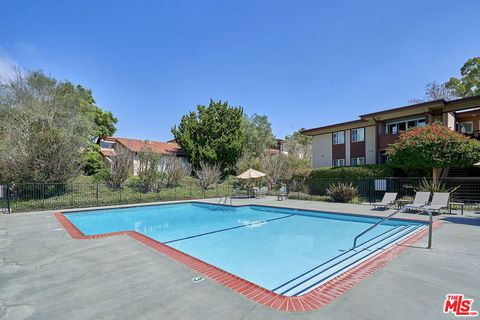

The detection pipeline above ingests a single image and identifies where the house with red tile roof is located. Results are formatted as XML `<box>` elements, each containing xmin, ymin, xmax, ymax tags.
<box><xmin>99</xmin><ymin>137</ymin><xmax>187</xmax><ymax>175</ymax></box>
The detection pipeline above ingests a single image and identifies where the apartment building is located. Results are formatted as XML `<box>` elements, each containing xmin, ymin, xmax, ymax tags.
<box><xmin>302</xmin><ymin>96</ymin><xmax>480</xmax><ymax>168</ymax></box>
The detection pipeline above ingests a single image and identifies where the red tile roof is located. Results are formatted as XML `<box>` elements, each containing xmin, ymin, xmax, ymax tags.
<box><xmin>110</xmin><ymin>137</ymin><xmax>184</xmax><ymax>155</ymax></box>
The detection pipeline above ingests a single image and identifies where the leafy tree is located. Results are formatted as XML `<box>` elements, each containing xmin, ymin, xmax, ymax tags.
<box><xmin>445</xmin><ymin>57</ymin><xmax>480</xmax><ymax>97</ymax></box>
<box><xmin>284</xmin><ymin>128</ymin><xmax>312</xmax><ymax>161</ymax></box>
<box><xmin>75</xmin><ymin>85</ymin><xmax>118</xmax><ymax>139</ymax></box>
<box><xmin>81</xmin><ymin>144</ymin><xmax>106</xmax><ymax>175</ymax></box>
<box><xmin>235</xmin><ymin>153</ymin><xmax>262</xmax><ymax>174</ymax></box>
<box><xmin>386</xmin><ymin>123</ymin><xmax>480</xmax><ymax>176</ymax></box>
<box><xmin>261</xmin><ymin>154</ymin><xmax>293</xmax><ymax>181</ymax></box>
<box><xmin>242</xmin><ymin>113</ymin><xmax>275</xmax><ymax>157</ymax></box>
<box><xmin>408</xmin><ymin>81</ymin><xmax>458</xmax><ymax>103</ymax></box>
<box><xmin>0</xmin><ymin>71</ymin><xmax>93</xmax><ymax>183</ymax></box>
<box><xmin>172</xmin><ymin>99</ymin><xmax>246</xmax><ymax>172</ymax></box>
<box><xmin>0</xmin><ymin>70</ymin><xmax>117</xmax><ymax>183</ymax></box>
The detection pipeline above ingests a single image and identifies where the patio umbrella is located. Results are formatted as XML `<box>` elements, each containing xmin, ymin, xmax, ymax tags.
<box><xmin>236</xmin><ymin>168</ymin><xmax>266</xmax><ymax>179</ymax></box>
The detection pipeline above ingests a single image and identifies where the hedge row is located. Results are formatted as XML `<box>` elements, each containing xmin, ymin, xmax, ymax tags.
<box><xmin>308</xmin><ymin>164</ymin><xmax>393</xmax><ymax>180</ymax></box>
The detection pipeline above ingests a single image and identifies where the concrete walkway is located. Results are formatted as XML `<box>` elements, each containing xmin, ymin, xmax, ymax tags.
<box><xmin>1</xmin><ymin>198</ymin><xmax>479</xmax><ymax>320</ymax></box>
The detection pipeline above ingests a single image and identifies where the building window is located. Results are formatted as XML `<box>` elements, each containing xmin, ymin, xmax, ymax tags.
<box><xmin>351</xmin><ymin>157</ymin><xmax>365</xmax><ymax>166</ymax></box>
<box><xmin>332</xmin><ymin>131</ymin><xmax>345</xmax><ymax>144</ymax></box>
<box><xmin>100</xmin><ymin>141</ymin><xmax>115</xmax><ymax>149</ymax></box>
<box><xmin>351</xmin><ymin>128</ymin><xmax>365</xmax><ymax>142</ymax></box>
<box><xmin>458</xmin><ymin>122</ymin><xmax>473</xmax><ymax>134</ymax></box>
<box><xmin>333</xmin><ymin>159</ymin><xmax>345</xmax><ymax>167</ymax></box>
<box><xmin>386</xmin><ymin>118</ymin><xmax>425</xmax><ymax>134</ymax></box>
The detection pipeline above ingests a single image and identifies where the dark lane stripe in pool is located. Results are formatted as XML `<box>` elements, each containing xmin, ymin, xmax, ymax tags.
<box><xmin>163</xmin><ymin>214</ymin><xmax>295</xmax><ymax>244</ymax></box>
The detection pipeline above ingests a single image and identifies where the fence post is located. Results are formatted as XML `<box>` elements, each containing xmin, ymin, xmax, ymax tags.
<box><xmin>42</xmin><ymin>183</ymin><xmax>45</xmax><ymax>210</ymax></box>
<box><xmin>6</xmin><ymin>183</ymin><xmax>11</xmax><ymax>214</ymax></box>
<box><xmin>96</xmin><ymin>182</ymin><xmax>99</xmax><ymax>206</ymax></box>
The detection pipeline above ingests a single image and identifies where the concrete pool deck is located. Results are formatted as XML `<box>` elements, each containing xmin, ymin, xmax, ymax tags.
<box><xmin>1</xmin><ymin>198</ymin><xmax>479</xmax><ymax>319</ymax></box>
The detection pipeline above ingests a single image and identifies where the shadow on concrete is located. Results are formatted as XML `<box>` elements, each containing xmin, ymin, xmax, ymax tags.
<box><xmin>440</xmin><ymin>216</ymin><xmax>480</xmax><ymax>226</ymax></box>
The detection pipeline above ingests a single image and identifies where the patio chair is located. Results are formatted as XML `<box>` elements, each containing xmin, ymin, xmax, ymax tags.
<box><xmin>403</xmin><ymin>191</ymin><xmax>430</xmax><ymax>211</ymax></box>
<box><xmin>232</xmin><ymin>186</ymin><xmax>242</xmax><ymax>198</ymax></box>
<box><xmin>253</xmin><ymin>187</ymin><xmax>260</xmax><ymax>198</ymax></box>
<box><xmin>423</xmin><ymin>192</ymin><xmax>450</xmax><ymax>213</ymax></box>
<box><xmin>277</xmin><ymin>186</ymin><xmax>287</xmax><ymax>201</ymax></box>
<box><xmin>371</xmin><ymin>192</ymin><xmax>397</xmax><ymax>209</ymax></box>
<box><xmin>259</xmin><ymin>187</ymin><xmax>268</xmax><ymax>197</ymax></box>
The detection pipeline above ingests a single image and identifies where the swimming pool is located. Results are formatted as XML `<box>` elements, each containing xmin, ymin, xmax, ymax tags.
<box><xmin>62</xmin><ymin>202</ymin><xmax>427</xmax><ymax>299</ymax></box>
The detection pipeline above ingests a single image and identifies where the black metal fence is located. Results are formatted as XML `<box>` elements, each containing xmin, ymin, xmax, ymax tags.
<box><xmin>287</xmin><ymin>177</ymin><xmax>480</xmax><ymax>207</ymax></box>
<box><xmin>0</xmin><ymin>181</ymin><xmax>234</xmax><ymax>213</ymax></box>
<box><xmin>2</xmin><ymin>177</ymin><xmax>480</xmax><ymax>213</ymax></box>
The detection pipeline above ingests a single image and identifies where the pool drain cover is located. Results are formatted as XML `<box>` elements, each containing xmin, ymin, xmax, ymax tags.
<box><xmin>192</xmin><ymin>276</ymin><xmax>204</xmax><ymax>283</ymax></box>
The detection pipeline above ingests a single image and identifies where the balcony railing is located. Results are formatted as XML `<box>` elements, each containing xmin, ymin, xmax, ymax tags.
<box><xmin>462</xmin><ymin>130</ymin><xmax>480</xmax><ymax>140</ymax></box>
<box><xmin>378</xmin><ymin>133</ymin><xmax>399</xmax><ymax>149</ymax></box>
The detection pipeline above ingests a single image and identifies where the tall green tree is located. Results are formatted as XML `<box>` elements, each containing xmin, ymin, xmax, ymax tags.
<box><xmin>284</xmin><ymin>128</ymin><xmax>312</xmax><ymax>161</ymax></box>
<box><xmin>75</xmin><ymin>85</ymin><xmax>118</xmax><ymax>139</ymax></box>
<box><xmin>0</xmin><ymin>70</ymin><xmax>117</xmax><ymax>183</ymax></box>
<box><xmin>172</xmin><ymin>99</ymin><xmax>246</xmax><ymax>172</ymax></box>
<box><xmin>445</xmin><ymin>57</ymin><xmax>480</xmax><ymax>97</ymax></box>
<box><xmin>242</xmin><ymin>113</ymin><xmax>275</xmax><ymax>157</ymax></box>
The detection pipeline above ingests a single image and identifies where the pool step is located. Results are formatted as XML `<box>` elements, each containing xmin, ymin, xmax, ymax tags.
<box><xmin>272</xmin><ymin>224</ymin><xmax>425</xmax><ymax>296</ymax></box>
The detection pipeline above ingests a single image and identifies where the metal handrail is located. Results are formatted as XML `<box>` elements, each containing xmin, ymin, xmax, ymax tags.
<box><xmin>217</xmin><ymin>195</ymin><xmax>232</xmax><ymax>205</ymax></box>
<box><xmin>352</xmin><ymin>206</ymin><xmax>433</xmax><ymax>249</ymax></box>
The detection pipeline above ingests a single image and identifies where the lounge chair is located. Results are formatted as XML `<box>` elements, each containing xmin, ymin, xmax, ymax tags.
<box><xmin>403</xmin><ymin>192</ymin><xmax>430</xmax><ymax>211</ymax></box>
<box><xmin>371</xmin><ymin>192</ymin><xmax>397</xmax><ymax>209</ymax></box>
<box><xmin>423</xmin><ymin>192</ymin><xmax>450</xmax><ymax>213</ymax></box>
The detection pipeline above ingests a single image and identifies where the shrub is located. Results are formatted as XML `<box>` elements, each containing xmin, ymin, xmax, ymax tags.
<box><xmin>309</xmin><ymin>164</ymin><xmax>392</xmax><ymax>180</ymax></box>
<box><xmin>195</xmin><ymin>161</ymin><xmax>221</xmax><ymax>190</ymax></box>
<box><xmin>415</xmin><ymin>178</ymin><xmax>460</xmax><ymax>200</ymax></box>
<box><xmin>386</xmin><ymin>123</ymin><xmax>480</xmax><ymax>173</ymax></box>
<box><xmin>106</xmin><ymin>147</ymin><xmax>132</xmax><ymax>189</ymax></box>
<box><xmin>289</xmin><ymin>178</ymin><xmax>310</xmax><ymax>193</ymax></box>
<box><xmin>161</xmin><ymin>155</ymin><xmax>190</xmax><ymax>187</ymax></box>
<box><xmin>326</xmin><ymin>182</ymin><xmax>358</xmax><ymax>202</ymax></box>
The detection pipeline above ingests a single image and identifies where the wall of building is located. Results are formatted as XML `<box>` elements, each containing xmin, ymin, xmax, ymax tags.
<box><xmin>345</xmin><ymin>130</ymin><xmax>351</xmax><ymax>166</ymax></box>
<box><xmin>312</xmin><ymin>134</ymin><xmax>332</xmax><ymax>168</ymax></box>
<box><xmin>443</xmin><ymin>112</ymin><xmax>456</xmax><ymax>130</ymax></box>
<box><xmin>365</xmin><ymin>126</ymin><xmax>376</xmax><ymax>164</ymax></box>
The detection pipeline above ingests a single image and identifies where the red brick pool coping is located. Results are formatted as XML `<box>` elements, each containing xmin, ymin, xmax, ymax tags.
<box><xmin>54</xmin><ymin>210</ymin><xmax>442</xmax><ymax>312</ymax></box>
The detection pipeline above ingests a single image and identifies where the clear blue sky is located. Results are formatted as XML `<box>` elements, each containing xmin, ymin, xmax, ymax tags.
<box><xmin>1</xmin><ymin>1</ymin><xmax>479</xmax><ymax>141</ymax></box>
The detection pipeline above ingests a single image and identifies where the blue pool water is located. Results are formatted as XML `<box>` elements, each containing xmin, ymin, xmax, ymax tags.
<box><xmin>64</xmin><ymin>202</ymin><xmax>425</xmax><ymax>296</ymax></box>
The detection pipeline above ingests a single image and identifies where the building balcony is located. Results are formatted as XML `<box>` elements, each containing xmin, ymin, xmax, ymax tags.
<box><xmin>461</xmin><ymin>130</ymin><xmax>480</xmax><ymax>140</ymax></box>
<box><xmin>378</xmin><ymin>133</ymin><xmax>399</xmax><ymax>150</ymax></box>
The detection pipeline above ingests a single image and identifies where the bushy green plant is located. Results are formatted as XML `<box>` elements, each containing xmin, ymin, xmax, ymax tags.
<box><xmin>309</xmin><ymin>164</ymin><xmax>392</xmax><ymax>180</ymax></box>
<box><xmin>386</xmin><ymin>123</ymin><xmax>480</xmax><ymax>173</ymax></box>
<box><xmin>80</xmin><ymin>144</ymin><xmax>105</xmax><ymax>175</ymax></box>
<box><xmin>326</xmin><ymin>182</ymin><xmax>358</xmax><ymax>202</ymax></box>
